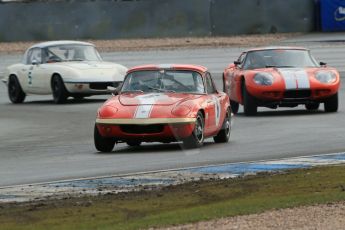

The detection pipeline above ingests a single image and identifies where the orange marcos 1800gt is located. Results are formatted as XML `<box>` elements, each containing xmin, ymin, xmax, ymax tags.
<box><xmin>94</xmin><ymin>64</ymin><xmax>231</xmax><ymax>152</ymax></box>
<box><xmin>223</xmin><ymin>47</ymin><xmax>340</xmax><ymax>116</ymax></box>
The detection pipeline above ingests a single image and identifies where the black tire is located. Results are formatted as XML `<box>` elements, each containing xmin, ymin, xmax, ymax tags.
<box><xmin>94</xmin><ymin>125</ymin><xmax>116</xmax><ymax>152</ymax></box>
<box><xmin>324</xmin><ymin>93</ymin><xmax>338</xmax><ymax>112</ymax></box>
<box><xmin>230</xmin><ymin>100</ymin><xmax>239</xmax><ymax>114</ymax></box>
<box><xmin>242</xmin><ymin>82</ymin><xmax>257</xmax><ymax>116</ymax></box>
<box><xmin>183</xmin><ymin>111</ymin><xmax>205</xmax><ymax>148</ymax></box>
<box><xmin>305</xmin><ymin>103</ymin><xmax>320</xmax><ymax>111</ymax></box>
<box><xmin>51</xmin><ymin>75</ymin><xmax>68</xmax><ymax>104</ymax></box>
<box><xmin>73</xmin><ymin>96</ymin><xmax>84</xmax><ymax>101</ymax></box>
<box><xmin>8</xmin><ymin>75</ymin><xmax>26</xmax><ymax>103</ymax></box>
<box><xmin>214</xmin><ymin>107</ymin><xmax>231</xmax><ymax>143</ymax></box>
<box><xmin>126</xmin><ymin>140</ymin><xmax>142</xmax><ymax>147</ymax></box>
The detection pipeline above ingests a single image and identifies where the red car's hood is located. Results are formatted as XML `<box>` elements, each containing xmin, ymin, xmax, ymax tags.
<box><xmin>118</xmin><ymin>93</ymin><xmax>202</xmax><ymax>106</ymax></box>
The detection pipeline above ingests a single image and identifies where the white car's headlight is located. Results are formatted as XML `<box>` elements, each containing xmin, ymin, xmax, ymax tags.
<box><xmin>315</xmin><ymin>71</ymin><xmax>336</xmax><ymax>83</ymax></box>
<box><xmin>253</xmin><ymin>72</ymin><xmax>274</xmax><ymax>86</ymax></box>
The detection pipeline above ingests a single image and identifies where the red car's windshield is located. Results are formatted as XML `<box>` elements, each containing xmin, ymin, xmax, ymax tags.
<box><xmin>121</xmin><ymin>70</ymin><xmax>205</xmax><ymax>94</ymax></box>
<box><xmin>243</xmin><ymin>49</ymin><xmax>319</xmax><ymax>70</ymax></box>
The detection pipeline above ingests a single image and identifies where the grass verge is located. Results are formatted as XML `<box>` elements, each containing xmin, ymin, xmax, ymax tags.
<box><xmin>1</xmin><ymin>165</ymin><xmax>345</xmax><ymax>230</ymax></box>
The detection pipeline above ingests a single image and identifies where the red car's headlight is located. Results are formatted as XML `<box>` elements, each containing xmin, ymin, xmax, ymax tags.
<box><xmin>98</xmin><ymin>105</ymin><xmax>118</xmax><ymax>118</ymax></box>
<box><xmin>172</xmin><ymin>105</ymin><xmax>191</xmax><ymax>117</ymax></box>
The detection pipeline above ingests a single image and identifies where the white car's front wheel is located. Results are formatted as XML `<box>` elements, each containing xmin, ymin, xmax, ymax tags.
<box><xmin>51</xmin><ymin>75</ymin><xmax>68</xmax><ymax>104</ymax></box>
<box><xmin>8</xmin><ymin>75</ymin><xmax>26</xmax><ymax>104</ymax></box>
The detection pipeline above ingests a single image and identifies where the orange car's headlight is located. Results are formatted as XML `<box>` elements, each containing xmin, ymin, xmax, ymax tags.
<box><xmin>253</xmin><ymin>72</ymin><xmax>274</xmax><ymax>86</ymax></box>
<box><xmin>315</xmin><ymin>71</ymin><xmax>336</xmax><ymax>84</ymax></box>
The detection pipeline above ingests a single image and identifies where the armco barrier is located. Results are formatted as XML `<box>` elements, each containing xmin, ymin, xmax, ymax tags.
<box><xmin>210</xmin><ymin>0</ymin><xmax>316</xmax><ymax>35</ymax></box>
<box><xmin>0</xmin><ymin>0</ymin><xmax>316</xmax><ymax>42</ymax></box>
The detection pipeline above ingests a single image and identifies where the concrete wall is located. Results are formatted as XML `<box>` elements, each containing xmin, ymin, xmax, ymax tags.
<box><xmin>0</xmin><ymin>0</ymin><xmax>316</xmax><ymax>42</ymax></box>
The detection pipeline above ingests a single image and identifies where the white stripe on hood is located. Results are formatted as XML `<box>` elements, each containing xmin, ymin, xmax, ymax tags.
<box><xmin>278</xmin><ymin>68</ymin><xmax>310</xmax><ymax>90</ymax></box>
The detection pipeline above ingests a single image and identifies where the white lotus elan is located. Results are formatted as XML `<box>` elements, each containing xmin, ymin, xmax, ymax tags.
<box><xmin>2</xmin><ymin>41</ymin><xmax>127</xmax><ymax>104</ymax></box>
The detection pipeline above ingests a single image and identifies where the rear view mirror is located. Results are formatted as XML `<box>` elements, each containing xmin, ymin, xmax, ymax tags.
<box><xmin>320</xmin><ymin>62</ymin><xmax>327</xmax><ymax>66</ymax></box>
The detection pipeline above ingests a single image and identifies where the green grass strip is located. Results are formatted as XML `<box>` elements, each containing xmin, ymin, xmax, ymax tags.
<box><xmin>1</xmin><ymin>165</ymin><xmax>345</xmax><ymax>230</ymax></box>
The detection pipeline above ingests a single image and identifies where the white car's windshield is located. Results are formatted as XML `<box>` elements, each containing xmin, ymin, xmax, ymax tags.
<box><xmin>243</xmin><ymin>49</ymin><xmax>319</xmax><ymax>70</ymax></box>
<box><xmin>42</xmin><ymin>44</ymin><xmax>102</xmax><ymax>63</ymax></box>
<box><xmin>121</xmin><ymin>70</ymin><xmax>205</xmax><ymax>94</ymax></box>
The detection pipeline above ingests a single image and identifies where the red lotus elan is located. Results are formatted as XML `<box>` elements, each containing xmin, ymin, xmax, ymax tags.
<box><xmin>223</xmin><ymin>47</ymin><xmax>340</xmax><ymax>116</ymax></box>
<box><xmin>94</xmin><ymin>64</ymin><xmax>231</xmax><ymax>152</ymax></box>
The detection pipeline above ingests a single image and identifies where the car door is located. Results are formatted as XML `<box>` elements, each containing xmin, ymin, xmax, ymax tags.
<box><xmin>26</xmin><ymin>48</ymin><xmax>50</xmax><ymax>94</ymax></box>
<box><xmin>204</xmin><ymin>72</ymin><xmax>222</xmax><ymax>135</ymax></box>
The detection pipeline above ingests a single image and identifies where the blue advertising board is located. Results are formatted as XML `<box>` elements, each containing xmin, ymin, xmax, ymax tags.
<box><xmin>321</xmin><ymin>0</ymin><xmax>345</xmax><ymax>31</ymax></box>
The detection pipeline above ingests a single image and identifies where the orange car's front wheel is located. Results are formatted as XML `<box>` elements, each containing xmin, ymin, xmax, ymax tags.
<box><xmin>242</xmin><ymin>82</ymin><xmax>257</xmax><ymax>116</ymax></box>
<box><xmin>324</xmin><ymin>93</ymin><xmax>338</xmax><ymax>113</ymax></box>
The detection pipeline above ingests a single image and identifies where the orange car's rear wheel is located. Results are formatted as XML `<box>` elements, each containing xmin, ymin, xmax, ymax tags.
<box><xmin>183</xmin><ymin>111</ymin><xmax>204</xmax><ymax>148</ymax></box>
<box><xmin>242</xmin><ymin>82</ymin><xmax>257</xmax><ymax>116</ymax></box>
<box><xmin>230</xmin><ymin>100</ymin><xmax>239</xmax><ymax>114</ymax></box>
<box><xmin>94</xmin><ymin>125</ymin><xmax>116</xmax><ymax>152</ymax></box>
<box><xmin>324</xmin><ymin>93</ymin><xmax>338</xmax><ymax>112</ymax></box>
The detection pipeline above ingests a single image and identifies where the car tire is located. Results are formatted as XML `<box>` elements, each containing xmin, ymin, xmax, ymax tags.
<box><xmin>305</xmin><ymin>103</ymin><xmax>320</xmax><ymax>111</ymax></box>
<box><xmin>8</xmin><ymin>75</ymin><xmax>26</xmax><ymax>104</ymax></box>
<box><xmin>214</xmin><ymin>107</ymin><xmax>231</xmax><ymax>143</ymax></box>
<box><xmin>242</xmin><ymin>82</ymin><xmax>257</xmax><ymax>116</ymax></box>
<box><xmin>51</xmin><ymin>75</ymin><xmax>68</xmax><ymax>104</ymax></box>
<box><xmin>126</xmin><ymin>140</ymin><xmax>142</xmax><ymax>147</ymax></box>
<box><xmin>183</xmin><ymin>111</ymin><xmax>204</xmax><ymax>148</ymax></box>
<box><xmin>230</xmin><ymin>100</ymin><xmax>239</xmax><ymax>114</ymax></box>
<box><xmin>324</xmin><ymin>93</ymin><xmax>338</xmax><ymax>112</ymax></box>
<box><xmin>73</xmin><ymin>96</ymin><xmax>84</xmax><ymax>101</ymax></box>
<box><xmin>94</xmin><ymin>125</ymin><xmax>116</xmax><ymax>152</ymax></box>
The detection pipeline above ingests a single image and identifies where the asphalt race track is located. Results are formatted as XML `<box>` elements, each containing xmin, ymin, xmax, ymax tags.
<box><xmin>1</xmin><ymin>34</ymin><xmax>345</xmax><ymax>187</ymax></box>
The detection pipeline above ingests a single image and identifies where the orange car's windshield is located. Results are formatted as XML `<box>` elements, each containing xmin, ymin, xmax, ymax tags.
<box><xmin>243</xmin><ymin>49</ymin><xmax>319</xmax><ymax>70</ymax></box>
<box><xmin>121</xmin><ymin>70</ymin><xmax>205</xmax><ymax>94</ymax></box>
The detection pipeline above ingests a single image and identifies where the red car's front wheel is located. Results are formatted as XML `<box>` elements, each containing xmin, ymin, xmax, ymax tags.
<box><xmin>94</xmin><ymin>125</ymin><xmax>116</xmax><ymax>152</ymax></box>
<box><xmin>183</xmin><ymin>111</ymin><xmax>204</xmax><ymax>148</ymax></box>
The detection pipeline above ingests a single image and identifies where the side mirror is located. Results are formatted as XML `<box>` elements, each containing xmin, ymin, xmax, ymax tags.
<box><xmin>31</xmin><ymin>59</ymin><xmax>39</xmax><ymax>65</ymax></box>
<box><xmin>107</xmin><ymin>86</ymin><xmax>119</xmax><ymax>96</ymax></box>
<box><xmin>320</xmin><ymin>62</ymin><xmax>327</xmax><ymax>66</ymax></box>
<box><xmin>234</xmin><ymin>61</ymin><xmax>241</xmax><ymax>66</ymax></box>
<box><xmin>228</xmin><ymin>63</ymin><xmax>236</xmax><ymax>68</ymax></box>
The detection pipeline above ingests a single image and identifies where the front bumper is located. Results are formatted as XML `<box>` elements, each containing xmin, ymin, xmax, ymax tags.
<box><xmin>95</xmin><ymin>118</ymin><xmax>196</xmax><ymax>142</ymax></box>
<box><xmin>64</xmin><ymin>81</ymin><xmax>121</xmax><ymax>94</ymax></box>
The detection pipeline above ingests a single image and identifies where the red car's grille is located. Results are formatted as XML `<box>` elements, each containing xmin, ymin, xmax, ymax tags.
<box><xmin>120</xmin><ymin>125</ymin><xmax>164</xmax><ymax>134</ymax></box>
<box><xmin>284</xmin><ymin>90</ymin><xmax>311</xmax><ymax>99</ymax></box>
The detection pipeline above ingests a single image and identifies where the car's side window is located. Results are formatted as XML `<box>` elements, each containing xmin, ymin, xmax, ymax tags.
<box><xmin>205</xmin><ymin>73</ymin><xmax>217</xmax><ymax>94</ymax></box>
<box><xmin>237</xmin><ymin>52</ymin><xmax>247</xmax><ymax>68</ymax></box>
<box><xmin>27</xmin><ymin>48</ymin><xmax>42</xmax><ymax>64</ymax></box>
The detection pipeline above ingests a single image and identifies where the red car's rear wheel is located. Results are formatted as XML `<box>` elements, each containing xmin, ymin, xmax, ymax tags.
<box><xmin>214</xmin><ymin>107</ymin><xmax>231</xmax><ymax>143</ymax></box>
